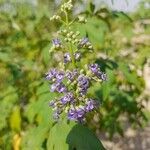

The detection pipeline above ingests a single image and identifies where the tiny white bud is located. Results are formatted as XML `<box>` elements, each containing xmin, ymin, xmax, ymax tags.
<box><xmin>68</xmin><ymin>38</ymin><xmax>71</xmax><ymax>42</ymax></box>
<box><xmin>67</xmin><ymin>33</ymin><xmax>70</xmax><ymax>37</ymax></box>
<box><xmin>88</xmin><ymin>45</ymin><xmax>93</xmax><ymax>49</ymax></box>
<box><xmin>74</xmin><ymin>39</ymin><xmax>79</xmax><ymax>43</ymax></box>
<box><xmin>64</xmin><ymin>38</ymin><xmax>68</xmax><ymax>42</ymax></box>
<box><xmin>76</xmin><ymin>31</ymin><xmax>80</xmax><ymax>36</ymax></box>
<box><xmin>72</xmin><ymin>34</ymin><xmax>76</xmax><ymax>39</ymax></box>
<box><xmin>63</xmin><ymin>29</ymin><xmax>67</xmax><ymax>33</ymax></box>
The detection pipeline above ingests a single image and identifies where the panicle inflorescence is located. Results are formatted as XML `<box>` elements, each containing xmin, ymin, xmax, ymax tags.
<box><xmin>45</xmin><ymin>0</ymin><xmax>107</xmax><ymax>123</ymax></box>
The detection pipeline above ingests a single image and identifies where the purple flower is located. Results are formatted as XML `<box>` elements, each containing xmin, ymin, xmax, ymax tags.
<box><xmin>52</xmin><ymin>38</ymin><xmax>61</xmax><ymax>46</ymax></box>
<box><xmin>60</xmin><ymin>92</ymin><xmax>74</xmax><ymax>104</ymax></box>
<box><xmin>51</xmin><ymin>83</ymin><xmax>58</xmax><ymax>92</ymax></box>
<box><xmin>78</xmin><ymin>75</ymin><xmax>89</xmax><ymax>87</ymax></box>
<box><xmin>53</xmin><ymin>111</ymin><xmax>60</xmax><ymax>120</ymax></box>
<box><xmin>45</xmin><ymin>68</ymin><xmax>57</xmax><ymax>80</ymax></box>
<box><xmin>89</xmin><ymin>64</ymin><xmax>107</xmax><ymax>81</ymax></box>
<box><xmin>74</xmin><ymin>52</ymin><xmax>81</xmax><ymax>61</ymax></box>
<box><xmin>79</xmin><ymin>87</ymin><xmax>88</xmax><ymax>95</ymax></box>
<box><xmin>57</xmin><ymin>83</ymin><xmax>67</xmax><ymax>93</ymax></box>
<box><xmin>78</xmin><ymin>37</ymin><xmax>89</xmax><ymax>48</ymax></box>
<box><xmin>66</xmin><ymin>69</ymin><xmax>78</xmax><ymax>81</ymax></box>
<box><xmin>100</xmin><ymin>73</ymin><xmax>107</xmax><ymax>81</ymax></box>
<box><xmin>49</xmin><ymin>100</ymin><xmax>56</xmax><ymax>108</ymax></box>
<box><xmin>51</xmin><ymin>82</ymin><xmax>67</xmax><ymax>93</ymax></box>
<box><xmin>66</xmin><ymin>71</ymin><xmax>73</xmax><ymax>81</ymax></box>
<box><xmin>73</xmin><ymin>69</ymin><xmax>78</xmax><ymax>76</ymax></box>
<box><xmin>97</xmin><ymin>71</ymin><xmax>107</xmax><ymax>81</ymax></box>
<box><xmin>64</xmin><ymin>52</ymin><xmax>71</xmax><ymax>63</ymax></box>
<box><xmin>56</xmin><ymin>71</ymin><xmax>65</xmax><ymax>82</ymax></box>
<box><xmin>68</xmin><ymin>107</ymin><xmax>85</xmax><ymax>121</ymax></box>
<box><xmin>89</xmin><ymin>64</ymin><xmax>99</xmax><ymax>74</ymax></box>
<box><xmin>78</xmin><ymin>75</ymin><xmax>90</xmax><ymax>95</ymax></box>
<box><xmin>85</xmin><ymin>99</ymin><xmax>99</xmax><ymax>112</ymax></box>
<box><xmin>52</xmin><ymin>106</ymin><xmax>63</xmax><ymax>120</ymax></box>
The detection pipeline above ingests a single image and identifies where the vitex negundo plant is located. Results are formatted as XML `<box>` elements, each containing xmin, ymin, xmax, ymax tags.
<box><xmin>45</xmin><ymin>0</ymin><xmax>107</xmax><ymax>123</ymax></box>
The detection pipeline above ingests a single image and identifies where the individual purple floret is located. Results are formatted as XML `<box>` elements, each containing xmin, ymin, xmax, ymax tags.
<box><xmin>100</xmin><ymin>73</ymin><xmax>107</xmax><ymax>81</ymax></box>
<box><xmin>51</xmin><ymin>82</ymin><xmax>67</xmax><ymax>93</ymax></box>
<box><xmin>68</xmin><ymin>107</ymin><xmax>85</xmax><ymax>121</ymax></box>
<box><xmin>53</xmin><ymin>108</ymin><xmax>62</xmax><ymax>120</ymax></box>
<box><xmin>52</xmin><ymin>38</ymin><xmax>61</xmax><ymax>46</ymax></box>
<box><xmin>66</xmin><ymin>71</ymin><xmax>73</xmax><ymax>81</ymax></box>
<box><xmin>45</xmin><ymin>68</ymin><xmax>57</xmax><ymax>80</ymax></box>
<box><xmin>56</xmin><ymin>71</ymin><xmax>65</xmax><ymax>82</ymax></box>
<box><xmin>89</xmin><ymin>64</ymin><xmax>107</xmax><ymax>81</ymax></box>
<box><xmin>66</xmin><ymin>69</ymin><xmax>78</xmax><ymax>81</ymax></box>
<box><xmin>78</xmin><ymin>37</ymin><xmax>89</xmax><ymax>48</ymax></box>
<box><xmin>97</xmin><ymin>71</ymin><xmax>107</xmax><ymax>81</ymax></box>
<box><xmin>78</xmin><ymin>75</ymin><xmax>89</xmax><ymax>88</ymax></box>
<box><xmin>53</xmin><ymin>112</ymin><xmax>59</xmax><ymax>120</ymax></box>
<box><xmin>79</xmin><ymin>87</ymin><xmax>88</xmax><ymax>95</ymax></box>
<box><xmin>74</xmin><ymin>52</ymin><xmax>81</xmax><ymax>61</ymax></box>
<box><xmin>51</xmin><ymin>83</ymin><xmax>59</xmax><ymax>92</ymax></box>
<box><xmin>57</xmin><ymin>84</ymin><xmax>67</xmax><ymax>93</ymax></box>
<box><xmin>64</xmin><ymin>52</ymin><xmax>71</xmax><ymax>63</ymax></box>
<box><xmin>49</xmin><ymin>100</ymin><xmax>56</xmax><ymax>108</ymax></box>
<box><xmin>89</xmin><ymin>64</ymin><xmax>99</xmax><ymax>74</ymax></box>
<box><xmin>85</xmin><ymin>99</ymin><xmax>99</xmax><ymax>112</ymax></box>
<box><xmin>78</xmin><ymin>75</ymin><xmax>90</xmax><ymax>95</ymax></box>
<box><xmin>60</xmin><ymin>92</ymin><xmax>74</xmax><ymax>104</ymax></box>
<box><xmin>73</xmin><ymin>69</ymin><xmax>78</xmax><ymax>76</ymax></box>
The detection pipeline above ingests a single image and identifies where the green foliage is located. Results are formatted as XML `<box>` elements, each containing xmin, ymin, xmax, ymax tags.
<box><xmin>47</xmin><ymin>122</ymin><xmax>105</xmax><ymax>150</ymax></box>
<box><xmin>0</xmin><ymin>0</ymin><xmax>149</xmax><ymax>149</ymax></box>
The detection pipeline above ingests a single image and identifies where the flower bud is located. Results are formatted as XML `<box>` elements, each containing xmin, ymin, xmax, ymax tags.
<box><xmin>78</xmin><ymin>16</ymin><xmax>87</xmax><ymax>23</ymax></box>
<box><xmin>72</xmin><ymin>34</ymin><xmax>76</xmax><ymax>39</ymax></box>
<box><xmin>76</xmin><ymin>31</ymin><xmax>80</xmax><ymax>36</ymax></box>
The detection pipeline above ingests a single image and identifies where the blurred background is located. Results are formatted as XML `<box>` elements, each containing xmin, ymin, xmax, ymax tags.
<box><xmin>0</xmin><ymin>0</ymin><xmax>150</xmax><ymax>150</ymax></box>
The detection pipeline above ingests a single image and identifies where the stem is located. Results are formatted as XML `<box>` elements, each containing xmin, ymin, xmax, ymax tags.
<box><xmin>64</xmin><ymin>11</ymin><xmax>69</xmax><ymax>27</ymax></box>
<box><xmin>64</xmin><ymin>10</ymin><xmax>76</xmax><ymax>68</ymax></box>
<box><xmin>69</xmin><ymin>43</ymin><xmax>76</xmax><ymax>68</ymax></box>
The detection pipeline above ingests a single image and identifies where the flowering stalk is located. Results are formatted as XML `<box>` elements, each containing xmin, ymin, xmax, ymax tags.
<box><xmin>46</xmin><ymin>0</ymin><xmax>107</xmax><ymax>122</ymax></box>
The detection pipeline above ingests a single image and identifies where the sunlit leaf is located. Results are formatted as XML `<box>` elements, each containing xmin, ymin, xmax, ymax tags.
<box><xmin>9</xmin><ymin>106</ymin><xmax>21</xmax><ymax>132</ymax></box>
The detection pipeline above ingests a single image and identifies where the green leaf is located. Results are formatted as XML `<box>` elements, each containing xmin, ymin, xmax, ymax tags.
<box><xmin>0</xmin><ymin>52</ymin><xmax>10</xmax><ymax>62</ymax></box>
<box><xmin>119</xmin><ymin>62</ymin><xmax>141</xmax><ymax>90</ymax></box>
<box><xmin>101</xmin><ymin>69</ymin><xmax>115</xmax><ymax>100</ymax></box>
<box><xmin>21</xmin><ymin>125</ymin><xmax>49</xmax><ymax>150</ymax></box>
<box><xmin>47</xmin><ymin>122</ymin><xmax>106</xmax><ymax>150</ymax></box>
<box><xmin>67</xmin><ymin>124</ymin><xmax>106</xmax><ymax>150</ymax></box>
<box><xmin>9</xmin><ymin>106</ymin><xmax>21</xmax><ymax>132</ymax></box>
<box><xmin>89</xmin><ymin>2</ymin><xmax>95</xmax><ymax>13</ymax></box>
<box><xmin>47</xmin><ymin>121</ymin><xmax>75</xmax><ymax>150</ymax></box>
<box><xmin>0</xmin><ymin>86</ymin><xmax>18</xmax><ymax>130</ymax></box>
<box><xmin>42</xmin><ymin>44</ymin><xmax>51</xmax><ymax>65</ymax></box>
<box><xmin>25</xmin><ymin>92</ymin><xmax>53</xmax><ymax>125</ymax></box>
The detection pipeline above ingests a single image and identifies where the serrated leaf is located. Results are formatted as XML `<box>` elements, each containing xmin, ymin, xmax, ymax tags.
<box><xmin>25</xmin><ymin>92</ymin><xmax>54</xmax><ymax>125</ymax></box>
<box><xmin>47</xmin><ymin>121</ymin><xmax>75</xmax><ymax>150</ymax></box>
<box><xmin>21</xmin><ymin>125</ymin><xmax>49</xmax><ymax>150</ymax></box>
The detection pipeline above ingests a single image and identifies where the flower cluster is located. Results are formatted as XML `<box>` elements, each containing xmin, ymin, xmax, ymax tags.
<box><xmin>89</xmin><ymin>64</ymin><xmax>107</xmax><ymax>81</ymax></box>
<box><xmin>45</xmin><ymin>0</ymin><xmax>107</xmax><ymax>122</ymax></box>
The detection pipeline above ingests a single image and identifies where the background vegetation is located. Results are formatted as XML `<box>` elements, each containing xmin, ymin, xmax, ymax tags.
<box><xmin>0</xmin><ymin>0</ymin><xmax>149</xmax><ymax>149</ymax></box>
